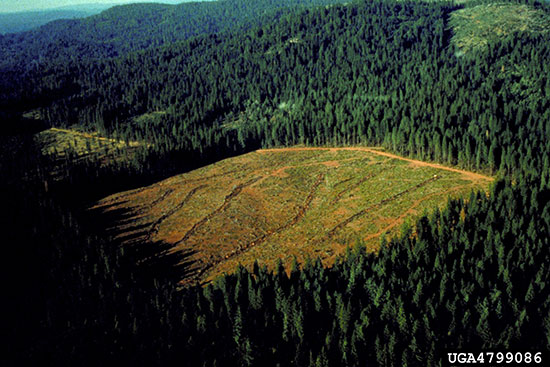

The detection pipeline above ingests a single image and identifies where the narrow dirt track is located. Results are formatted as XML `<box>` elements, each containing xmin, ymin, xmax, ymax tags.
<box><xmin>258</xmin><ymin>147</ymin><xmax>493</xmax><ymax>184</ymax></box>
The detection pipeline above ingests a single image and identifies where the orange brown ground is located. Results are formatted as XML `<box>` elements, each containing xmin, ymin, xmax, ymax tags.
<box><xmin>93</xmin><ymin>147</ymin><xmax>492</xmax><ymax>284</ymax></box>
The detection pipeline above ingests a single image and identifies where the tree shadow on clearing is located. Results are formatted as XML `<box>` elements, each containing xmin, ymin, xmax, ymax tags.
<box><xmin>87</xmin><ymin>203</ymin><xmax>199</xmax><ymax>284</ymax></box>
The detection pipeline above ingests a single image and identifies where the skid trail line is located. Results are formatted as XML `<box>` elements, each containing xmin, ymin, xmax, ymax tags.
<box><xmin>146</xmin><ymin>185</ymin><xmax>207</xmax><ymax>242</ymax></box>
<box><xmin>326</xmin><ymin>175</ymin><xmax>440</xmax><ymax>239</ymax></box>
<box><xmin>174</xmin><ymin>177</ymin><xmax>261</xmax><ymax>247</ymax></box>
<box><xmin>149</xmin><ymin>188</ymin><xmax>175</xmax><ymax>208</ymax></box>
<box><xmin>330</xmin><ymin>167</ymin><xmax>385</xmax><ymax>205</ymax></box>
<box><xmin>195</xmin><ymin>172</ymin><xmax>326</xmax><ymax>283</ymax></box>
<box><xmin>363</xmin><ymin>184</ymin><xmax>470</xmax><ymax>243</ymax></box>
<box><xmin>99</xmin><ymin>170</ymin><xmax>239</xmax><ymax>205</ymax></box>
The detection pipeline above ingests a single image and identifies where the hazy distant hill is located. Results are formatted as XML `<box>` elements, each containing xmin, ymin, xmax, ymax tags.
<box><xmin>0</xmin><ymin>2</ymin><xmax>187</xmax><ymax>35</ymax></box>
<box><xmin>0</xmin><ymin>9</ymin><xmax>96</xmax><ymax>34</ymax></box>
<box><xmin>0</xmin><ymin>3</ymin><xmax>128</xmax><ymax>34</ymax></box>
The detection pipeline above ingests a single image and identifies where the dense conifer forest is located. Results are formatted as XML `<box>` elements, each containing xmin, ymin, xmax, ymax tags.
<box><xmin>2</xmin><ymin>0</ymin><xmax>550</xmax><ymax>365</ymax></box>
<box><xmin>0</xmin><ymin>0</ymin><xmax>350</xmax><ymax>72</ymax></box>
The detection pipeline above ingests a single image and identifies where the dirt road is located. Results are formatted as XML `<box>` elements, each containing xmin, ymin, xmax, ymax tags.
<box><xmin>257</xmin><ymin>147</ymin><xmax>493</xmax><ymax>184</ymax></box>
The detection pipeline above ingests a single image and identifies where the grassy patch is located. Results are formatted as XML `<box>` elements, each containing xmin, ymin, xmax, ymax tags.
<box><xmin>33</xmin><ymin>127</ymin><xmax>144</xmax><ymax>181</ymax></box>
<box><xmin>34</xmin><ymin>127</ymin><xmax>141</xmax><ymax>157</ymax></box>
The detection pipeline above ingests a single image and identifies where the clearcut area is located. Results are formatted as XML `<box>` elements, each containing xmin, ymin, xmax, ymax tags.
<box><xmin>94</xmin><ymin>147</ymin><xmax>492</xmax><ymax>284</ymax></box>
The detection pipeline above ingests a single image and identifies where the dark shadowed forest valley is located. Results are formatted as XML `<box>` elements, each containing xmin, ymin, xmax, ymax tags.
<box><xmin>2</xmin><ymin>0</ymin><xmax>550</xmax><ymax>365</ymax></box>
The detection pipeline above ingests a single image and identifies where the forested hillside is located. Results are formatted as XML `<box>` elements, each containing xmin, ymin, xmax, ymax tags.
<box><xmin>0</xmin><ymin>0</ymin><xmax>349</xmax><ymax>73</ymax></box>
<box><xmin>2</xmin><ymin>0</ymin><xmax>550</xmax><ymax>365</ymax></box>
<box><xmin>4</xmin><ymin>0</ymin><xmax>549</xmax><ymax>180</ymax></box>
